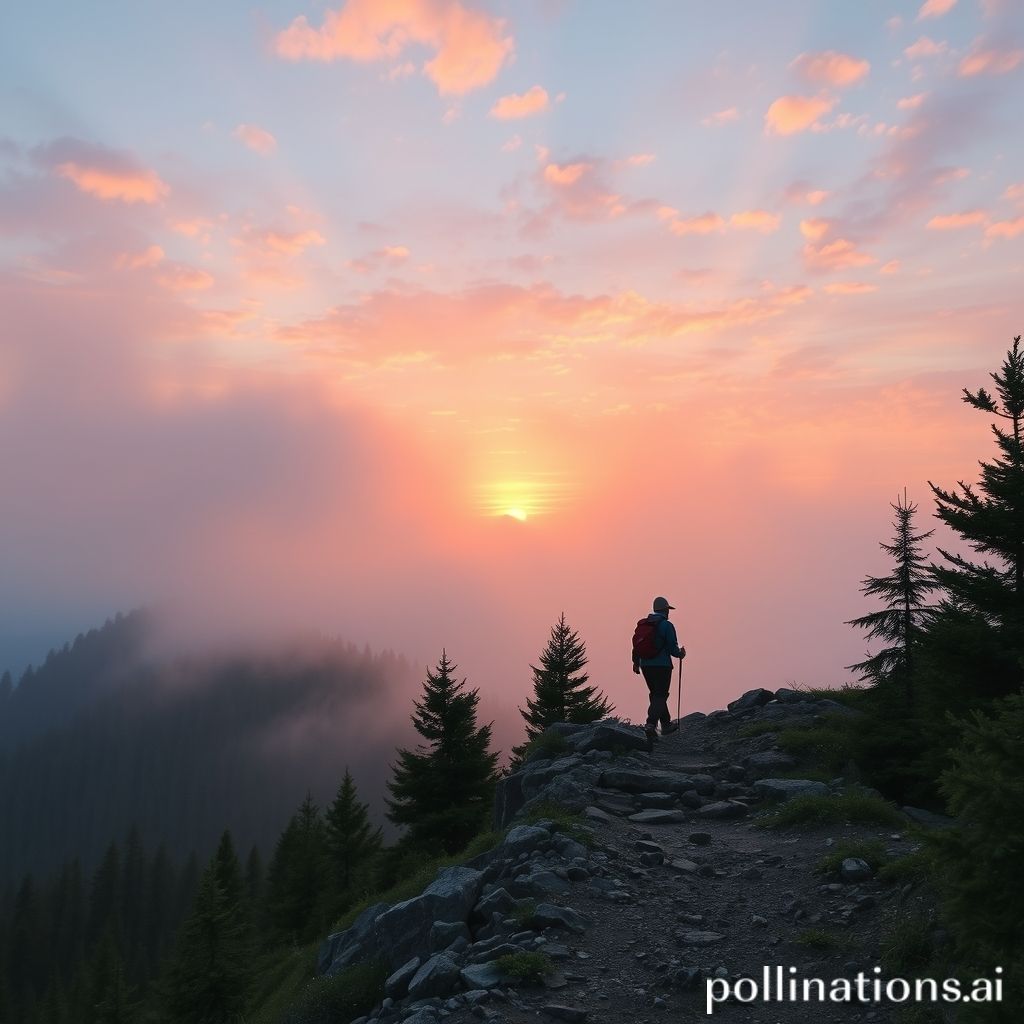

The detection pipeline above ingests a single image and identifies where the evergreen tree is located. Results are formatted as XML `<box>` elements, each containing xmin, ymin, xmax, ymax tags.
<box><xmin>87</xmin><ymin>844</ymin><xmax>121</xmax><ymax>950</ymax></box>
<box><xmin>88</xmin><ymin>929</ymin><xmax>136</xmax><ymax>1024</ymax></box>
<box><xmin>515</xmin><ymin>614</ymin><xmax>613</xmax><ymax>757</ymax></box>
<box><xmin>324</xmin><ymin>769</ymin><xmax>382</xmax><ymax>901</ymax></box>
<box><xmin>0</xmin><ymin>671</ymin><xmax>11</xmax><ymax>703</ymax></box>
<box><xmin>243</xmin><ymin>845</ymin><xmax>263</xmax><ymax>915</ymax></box>
<box><xmin>929</xmin><ymin>335</ymin><xmax>1024</xmax><ymax>684</ymax></box>
<box><xmin>846</xmin><ymin>491</ymin><xmax>935</xmax><ymax>708</ymax></box>
<box><xmin>264</xmin><ymin>795</ymin><xmax>328</xmax><ymax>942</ymax></box>
<box><xmin>386</xmin><ymin>651</ymin><xmax>499</xmax><ymax>856</ymax></box>
<box><xmin>164</xmin><ymin>864</ymin><xmax>249</xmax><ymax>1024</ymax></box>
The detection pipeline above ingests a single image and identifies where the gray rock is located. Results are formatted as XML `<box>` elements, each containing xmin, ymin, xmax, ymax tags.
<box><xmin>639</xmin><ymin>851</ymin><xmax>665</xmax><ymax>866</ymax></box>
<box><xmin>600</xmin><ymin>769</ymin><xmax>695</xmax><ymax>794</ymax></box>
<box><xmin>509</xmin><ymin>869</ymin><xmax>570</xmax><ymax>898</ymax></box>
<box><xmin>901</xmin><ymin>805</ymin><xmax>956</xmax><ymax>829</ymax></box>
<box><xmin>551</xmin><ymin>835</ymin><xmax>588</xmax><ymax>860</ymax></box>
<box><xmin>473</xmin><ymin>887</ymin><xmax>516</xmax><ymax>921</ymax></box>
<box><xmin>743</xmin><ymin>751</ymin><xmax>797</xmax><ymax>772</ymax></box>
<box><xmin>689</xmin><ymin>774</ymin><xmax>717</xmax><ymax>796</ymax></box>
<box><xmin>840</xmin><ymin>858</ymin><xmax>874</xmax><ymax>883</ymax></box>
<box><xmin>774</xmin><ymin>687</ymin><xmax>804</xmax><ymax>703</ymax></box>
<box><xmin>668</xmin><ymin>859</ymin><xmax>699</xmax><ymax>874</ymax></box>
<box><xmin>521</xmin><ymin>774</ymin><xmax>597</xmax><ymax>817</ymax></box>
<box><xmin>529</xmin><ymin>903</ymin><xmax>590</xmax><ymax>934</ymax></box>
<box><xmin>583</xmin><ymin>805</ymin><xmax>614</xmax><ymax>824</ymax></box>
<box><xmin>636</xmin><ymin>792</ymin><xmax>677</xmax><ymax>809</ymax></box>
<box><xmin>540</xmin><ymin>1006</ymin><xmax>588</xmax><ymax>1022</ymax></box>
<box><xmin>318</xmin><ymin>900</ymin><xmax>389</xmax><ymax>975</ymax></box>
<box><xmin>429</xmin><ymin>921</ymin><xmax>470</xmax><ymax>952</ymax></box>
<box><xmin>566</xmin><ymin>721</ymin><xmax>650</xmax><ymax>755</ymax></box>
<box><xmin>403</xmin><ymin>1010</ymin><xmax>441</xmax><ymax>1024</ymax></box>
<box><xmin>384</xmin><ymin>956</ymin><xmax>421</xmax><ymax>999</ymax></box>
<box><xmin>679</xmin><ymin>711</ymin><xmax>707</xmax><ymax>724</ymax></box>
<box><xmin>501</xmin><ymin>825</ymin><xmax>551</xmax><ymax>859</ymax></box>
<box><xmin>635</xmin><ymin>840</ymin><xmax>664</xmax><ymax>854</ymax></box>
<box><xmin>407</xmin><ymin>953</ymin><xmax>461</xmax><ymax>1000</ymax></box>
<box><xmin>628</xmin><ymin>809</ymin><xmax>687</xmax><ymax>825</ymax></box>
<box><xmin>696</xmin><ymin>800</ymin><xmax>748</xmax><ymax>820</ymax></box>
<box><xmin>754</xmin><ymin>778</ymin><xmax>829</xmax><ymax>801</ymax></box>
<box><xmin>728</xmin><ymin>688</ymin><xmax>775</xmax><ymax>714</ymax></box>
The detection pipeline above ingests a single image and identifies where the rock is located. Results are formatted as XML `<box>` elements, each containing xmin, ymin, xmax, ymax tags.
<box><xmin>639</xmin><ymin>851</ymin><xmax>666</xmax><ymax>866</ymax></box>
<box><xmin>679</xmin><ymin>711</ymin><xmax>706</xmax><ymax>724</ymax></box>
<box><xmin>502</xmin><ymin>825</ymin><xmax>551</xmax><ymax>859</ymax></box>
<box><xmin>687</xmin><ymin>832</ymin><xmax>712</xmax><ymax>846</ymax></box>
<box><xmin>384</xmin><ymin>956</ymin><xmax>421</xmax><ymax>999</ymax></box>
<box><xmin>840</xmin><ymin>858</ymin><xmax>874</xmax><ymax>883</ymax></box>
<box><xmin>541</xmin><ymin>1005</ymin><xmax>588</xmax><ymax>1022</ymax></box>
<box><xmin>429</xmin><ymin>921</ymin><xmax>470</xmax><ymax>951</ymax></box>
<box><xmin>636</xmin><ymin>792</ymin><xmax>677</xmax><ymax>809</ymax></box>
<box><xmin>521</xmin><ymin>774</ymin><xmax>598</xmax><ymax>818</ymax></box>
<box><xmin>816</xmin><ymin>699</ymin><xmax>862</xmax><ymax>717</ymax></box>
<box><xmin>566</xmin><ymin>721</ymin><xmax>650</xmax><ymax>754</ymax></box>
<box><xmin>318</xmin><ymin>901</ymin><xmax>389</xmax><ymax>975</ymax></box>
<box><xmin>751</xmin><ymin>915</ymin><xmax>768</xmax><ymax>928</ymax></box>
<box><xmin>509</xmin><ymin>869</ymin><xmax>571</xmax><ymax>898</ymax></box>
<box><xmin>529</xmin><ymin>903</ymin><xmax>590</xmax><ymax>934</ymax></box>
<box><xmin>461</xmin><ymin>962</ymin><xmax>510</xmax><ymax>989</ymax></box>
<box><xmin>635</xmin><ymin>840</ymin><xmax>665</xmax><ymax>854</ymax></box>
<box><xmin>403</xmin><ymin>1010</ymin><xmax>441</xmax><ymax>1024</ymax></box>
<box><xmin>473</xmin><ymin>887</ymin><xmax>516</xmax><ymax>921</ymax></box>
<box><xmin>551</xmin><ymin>835</ymin><xmax>588</xmax><ymax>860</ymax></box>
<box><xmin>774</xmin><ymin>687</ymin><xmax>804</xmax><ymax>703</ymax></box>
<box><xmin>901</xmin><ymin>806</ymin><xmax>956</xmax><ymax>829</ymax></box>
<box><xmin>584</xmin><ymin>805</ymin><xmax>613</xmax><ymax>824</ymax></box>
<box><xmin>696</xmin><ymin>800</ymin><xmax>748</xmax><ymax>820</ymax></box>
<box><xmin>738</xmin><ymin>866</ymin><xmax>762</xmax><ymax>881</ymax></box>
<box><xmin>566</xmin><ymin>865</ymin><xmax>590</xmax><ymax>881</ymax></box>
<box><xmin>754</xmin><ymin>778</ymin><xmax>829</xmax><ymax>801</ymax></box>
<box><xmin>628</xmin><ymin>809</ymin><xmax>687</xmax><ymax>825</ymax></box>
<box><xmin>601</xmin><ymin>769</ymin><xmax>695</xmax><ymax>794</ymax></box>
<box><xmin>679</xmin><ymin>791</ymin><xmax>703</xmax><ymax>809</ymax></box>
<box><xmin>689</xmin><ymin>774</ymin><xmax>717</xmax><ymax>796</ymax></box>
<box><xmin>728</xmin><ymin>688</ymin><xmax>775</xmax><ymax>714</ymax></box>
<box><xmin>407</xmin><ymin>953</ymin><xmax>461</xmax><ymax>1000</ymax></box>
<box><xmin>676</xmin><ymin>930</ymin><xmax>725</xmax><ymax>945</ymax></box>
<box><xmin>668</xmin><ymin>859</ymin><xmax>699</xmax><ymax>874</ymax></box>
<box><xmin>743</xmin><ymin>751</ymin><xmax>798</xmax><ymax>772</ymax></box>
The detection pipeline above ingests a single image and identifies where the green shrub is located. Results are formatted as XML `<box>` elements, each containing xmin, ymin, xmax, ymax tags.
<box><xmin>737</xmin><ymin>720</ymin><xmax>782</xmax><ymax>738</ymax></box>
<box><xmin>880</xmin><ymin>913</ymin><xmax>935</xmax><ymax>975</ymax></box>
<box><xmin>521</xmin><ymin>802</ymin><xmax>595</xmax><ymax>847</ymax></box>
<box><xmin>279</xmin><ymin>959</ymin><xmax>388</xmax><ymax>1024</ymax></box>
<box><xmin>775</xmin><ymin>718</ymin><xmax>857</xmax><ymax>775</ymax></box>
<box><xmin>877</xmin><ymin>846</ymin><xmax>937</xmax><ymax>885</ymax></box>
<box><xmin>792</xmin><ymin>928</ymin><xmax>849</xmax><ymax>951</ymax></box>
<box><xmin>758</xmin><ymin>791</ymin><xmax>905</xmax><ymax>829</ymax></box>
<box><xmin>510</xmin><ymin>898</ymin><xmax>536</xmax><ymax>928</ymax></box>
<box><xmin>815</xmin><ymin>839</ymin><xmax>890</xmax><ymax>875</ymax></box>
<box><xmin>521</xmin><ymin>729</ymin><xmax>572</xmax><ymax>763</ymax></box>
<box><xmin>494</xmin><ymin>951</ymin><xmax>553</xmax><ymax>985</ymax></box>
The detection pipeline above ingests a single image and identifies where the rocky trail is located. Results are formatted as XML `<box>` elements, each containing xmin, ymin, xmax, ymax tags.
<box><xmin>321</xmin><ymin>690</ymin><xmax>945</xmax><ymax>1024</ymax></box>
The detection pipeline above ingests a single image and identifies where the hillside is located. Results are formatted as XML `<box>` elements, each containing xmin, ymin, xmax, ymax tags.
<box><xmin>304</xmin><ymin>690</ymin><xmax>961</xmax><ymax>1024</ymax></box>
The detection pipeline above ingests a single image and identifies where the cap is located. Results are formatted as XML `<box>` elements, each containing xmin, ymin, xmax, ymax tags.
<box><xmin>653</xmin><ymin>596</ymin><xmax>675</xmax><ymax>612</ymax></box>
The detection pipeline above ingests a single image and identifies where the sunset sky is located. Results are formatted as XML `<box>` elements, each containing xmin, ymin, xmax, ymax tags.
<box><xmin>2</xmin><ymin>0</ymin><xmax>1023</xmax><ymax>742</ymax></box>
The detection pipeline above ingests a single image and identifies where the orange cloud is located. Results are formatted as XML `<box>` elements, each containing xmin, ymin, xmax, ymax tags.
<box><xmin>880</xmin><ymin>260</ymin><xmax>902</xmax><ymax>274</ymax></box>
<box><xmin>233</xmin><ymin>123</ymin><xmax>278</xmax><ymax>155</ymax></box>
<box><xmin>115</xmin><ymin>245</ymin><xmax>165</xmax><ymax>270</ymax></box>
<box><xmin>501</xmin><ymin>135</ymin><xmax>522</xmax><ymax>152</ymax></box>
<box><xmin>904</xmin><ymin>36</ymin><xmax>948</xmax><ymax>59</ymax></box>
<box><xmin>918</xmin><ymin>0</ymin><xmax>957</xmax><ymax>18</ymax></box>
<box><xmin>489</xmin><ymin>85</ymin><xmax>549</xmax><ymax>119</ymax></box>
<box><xmin>791</xmin><ymin>51</ymin><xmax>870</xmax><ymax>87</ymax></box>
<box><xmin>274</xmin><ymin>0</ymin><xmax>514</xmax><ymax>96</ymax></box>
<box><xmin>926</xmin><ymin>210</ymin><xmax>988</xmax><ymax>229</ymax></box>
<box><xmin>985</xmin><ymin>216</ymin><xmax>1024</xmax><ymax>238</ymax></box>
<box><xmin>730</xmin><ymin>210</ymin><xmax>781</xmax><ymax>232</ymax></box>
<box><xmin>55</xmin><ymin>162</ymin><xmax>169</xmax><ymax>204</ymax></box>
<box><xmin>898</xmin><ymin>93</ymin><xmax>928</xmax><ymax>109</ymax></box>
<box><xmin>543</xmin><ymin>162</ymin><xmax>591</xmax><ymax>186</ymax></box>
<box><xmin>1004</xmin><ymin>182</ymin><xmax>1024</xmax><ymax>203</ymax></box>
<box><xmin>958</xmin><ymin>45</ymin><xmax>1024</xmax><ymax>77</ymax></box>
<box><xmin>261</xmin><ymin>229</ymin><xmax>327</xmax><ymax>255</ymax></box>
<box><xmin>800</xmin><ymin>218</ymin><xmax>832</xmax><ymax>240</ymax></box>
<box><xmin>625</xmin><ymin>153</ymin><xmax>656</xmax><ymax>167</ymax></box>
<box><xmin>701</xmin><ymin>107</ymin><xmax>739</xmax><ymax>126</ymax></box>
<box><xmin>668</xmin><ymin>213</ymin><xmax>726</xmax><ymax>235</ymax></box>
<box><xmin>171</xmin><ymin>218</ymin><xmax>214</xmax><ymax>238</ymax></box>
<box><xmin>805</xmin><ymin>190</ymin><xmax>830</xmax><ymax>206</ymax></box>
<box><xmin>764</xmin><ymin>94</ymin><xmax>837</xmax><ymax>135</ymax></box>
<box><xmin>156</xmin><ymin>265</ymin><xmax>216</xmax><ymax>291</ymax></box>
<box><xmin>803</xmin><ymin>238</ymin><xmax>875</xmax><ymax>271</ymax></box>
<box><xmin>824</xmin><ymin>281</ymin><xmax>877</xmax><ymax>294</ymax></box>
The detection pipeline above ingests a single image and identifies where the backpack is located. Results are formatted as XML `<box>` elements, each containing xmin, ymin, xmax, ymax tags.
<box><xmin>632</xmin><ymin>617</ymin><xmax>664</xmax><ymax>660</ymax></box>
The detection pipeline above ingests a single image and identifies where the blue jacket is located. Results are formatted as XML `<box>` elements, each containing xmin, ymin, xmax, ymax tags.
<box><xmin>633</xmin><ymin>612</ymin><xmax>685</xmax><ymax>669</ymax></box>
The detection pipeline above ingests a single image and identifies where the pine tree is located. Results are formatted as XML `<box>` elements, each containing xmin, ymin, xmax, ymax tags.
<box><xmin>264</xmin><ymin>795</ymin><xmax>329</xmax><ymax>942</ymax></box>
<box><xmin>386</xmin><ymin>651</ymin><xmax>499</xmax><ymax>856</ymax></box>
<box><xmin>929</xmin><ymin>335</ymin><xmax>1024</xmax><ymax>668</ymax></box>
<box><xmin>164</xmin><ymin>863</ymin><xmax>249</xmax><ymax>1024</ymax></box>
<box><xmin>516</xmin><ymin>614</ymin><xmax>613</xmax><ymax>756</ymax></box>
<box><xmin>243</xmin><ymin>846</ymin><xmax>263</xmax><ymax>918</ymax></box>
<box><xmin>324</xmin><ymin>769</ymin><xmax>382</xmax><ymax>901</ymax></box>
<box><xmin>846</xmin><ymin>491</ymin><xmax>935</xmax><ymax>708</ymax></box>
<box><xmin>88</xmin><ymin>928</ymin><xmax>136</xmax><ymax>1024</ymax></box>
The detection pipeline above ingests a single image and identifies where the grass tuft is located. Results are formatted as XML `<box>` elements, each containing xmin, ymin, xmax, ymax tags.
<box><xmin>792</xmin><ymin>928</ymin><xmax>850</xmax><ymax>951</ymax></box>
<box><xmin>758</xmin><ymin>791</ymin><xmax>906</xmax><ymax>829</ymax></box>
<box><xmin>494</xmin><ymin>951</ymin><xmax>553</xmax><ymax>985</ymax></box>
<box><xmin>277</xmin><ymin>959</ymin><xmax>388</xmax><ymax>1024</ymax></box>
<box><xmin>815</xmin><ymin>839</ymin><xmax>890</xmax><ymax>875</ymax></box>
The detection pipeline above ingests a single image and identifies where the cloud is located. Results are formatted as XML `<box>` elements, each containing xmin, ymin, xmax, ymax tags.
<box><xmin>489</xmin><ymin>85</ymin><xmax>549</xmax><ymax>119</ymax></box>
<box><xmin>1004</xmin><ymin>182</ymin><xmax>1024</xmax><ymax>203</ymax></box>
<box><xmin>34</xmin><ymin>139</ymin><xmax>170</xmax><ymax>205</ymax></box>
<box><xmin>730</xmin><ymin>210</ymin><xmax>781</xmax><ymax>232</ymax></box>
<box><xmin>824</xmin><ymin>281</ymin><xmax>878</xmax><ymax>294</ymax></box>
<box><xmin>273</xmin><ymin>0</ymin><xmax>514</xmax><ymax>96</ymax></box>
<box><xmin>156</xmin><ymin>264</ymin><xmax>216</xmax><ymax>291</ymax></box>
<box><xmin>898</xmin><ymin>93</ymin><xmax>929</xmax><ymax>110</ymax></box>
<box><xmin>233</xmin><ymin>124</ymin><xmax>278</xmax><ymax>155</ymax></box>
<box><xmin>701</xmin><ymin>107</ymin><xmax>739</xmax><ymax>126</ymax></box>
<box><xmin>543</xmin><ymin>162</ymin><xmax>591</xmax><ymax>186</ymax></box>
<box><xmin>803</xmin><ymin>238</ymin><xmax>875</xmax><ymax>271</ymax></box>
<box><xmin>926</xmin><ymin>209</ymin><xmax>988</xmax><ymax>228</ymax></box>
<box><xmin>918</xmin><ymin>0</ymin><xmax>957</xmax><ymax>18</ymax></box>
<box><xmin>880</xmin><ymin>260</ymin><xmax>902</xmax><ymax>274</ymax></box>
<box><xmin>115</xmin><ymin>245</ymin><xmax>165</xmax><ymax>270</ymax></box>
<box><xmin>985</xmin><ymin>215</ymin><xmax>1024</xmax><ymax>238</ymax></box>
<box><xmin>790</xmin><ymin>51</ymin><xmax>870</xmax><ymax>87</ymax></box>
<box><xmin>958</xmin><ymin>44</ymin><xmax>1024</xmax><ymax>76</ymax></box>
<box><xmin>764</xmin><ymin>94</ymin><xmax>837</xmax><ymax>135</ymax></box>
<box><xmin>800</xmin><ymin>218</ymin><xmax>832</xmax><ymax>240</ymax></box>
<box><xmin>904</xmin><ymin>36</ymin><xmax>949</xmax><ymax>59</ymax></box>
<box><xmin>625</xmin><ymin>153</ymin><xmax>656</xmax><ymax>167</ymax></box>
<box><xmin>668</xmin><ymin>212</ymin><xmax>726</xmax><ymax>235</ymax></box>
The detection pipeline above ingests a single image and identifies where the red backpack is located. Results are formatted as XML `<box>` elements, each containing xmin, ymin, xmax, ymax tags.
<box><xmin>632</xmin><ymin>617</ymin><xmax>664</xmax><ymax>660</ymax></box>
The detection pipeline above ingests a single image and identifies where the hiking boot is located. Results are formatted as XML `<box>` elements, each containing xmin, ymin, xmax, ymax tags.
<box><xmin>644</xmin><ymin>726</ymin><xmax>659</xmax><ymax>749</ymax></box>
<box><xmin>661</xmin><ymin>722</ymin><xmax>680</xmax><ymax>736</ymax></box>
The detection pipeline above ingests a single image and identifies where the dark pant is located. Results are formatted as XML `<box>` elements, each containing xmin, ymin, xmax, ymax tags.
<box><xmin>642</xmin><ymin>665</ymin><xmax>673</xmax><ymax>730</ymax></box>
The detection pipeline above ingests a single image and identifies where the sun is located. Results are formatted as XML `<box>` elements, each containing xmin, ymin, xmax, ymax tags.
<box><xmin>504</xmin><ymin>507</ymin><xmax>528</xmax><ymax>522</ymax></box>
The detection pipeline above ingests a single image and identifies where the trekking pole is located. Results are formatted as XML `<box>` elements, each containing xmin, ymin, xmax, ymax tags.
<box><xmin>677</xmin><ymin>657</ymin><xmax>682</xmax><ymax>723</ymax></box>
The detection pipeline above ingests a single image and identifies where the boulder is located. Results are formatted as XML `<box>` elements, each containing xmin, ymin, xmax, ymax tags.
<box><xmin>696</xmin><ymin>801</ymin><xmax>748</xmax><ymax>820</ymax></box>
<box><xmin>743</xmin><ymin>751</ymin><xmax>797</xmax><ymax>773</ymax></box>
<box><xmin>679</xmin><ymin>711</ymin><xmax>707</xmax><ymax>724</ymax></box>
<box><xmin>627</xmin><ymin>809</ymin><xmax>687</xmax><ymax>825</ymax></box>
<box><xmin>384</xmin><ymin>956</ymin><xmax>421</xmax><ymax>999</ymax></box>
<box><xmin>429</xmin><ymin>921</ymin><xmax>470</xmax><ymax>952</ymax></box>
<box><xmin>566</xmin><ymin>721</ymin><xmax>650</xmax><ymax>755</ymax></box>
<box><xmin>774</xmin><ymin>687</ymin><xmax>804</xmax><ymax>703</ymax></box>
<box><xmin>840</xmin><ymin>858</ymin><xmax>874</xmax><ymax>883</ymax></box>
<box><xmin>460</xmin><ymin>962</ymin><xmax>508</xmax><ymax>989</ymax></box>
<box><xmin>636</xmin><ymin>792</ymin><xmax>676</xmax><ymax>809</ymax></box>
<box><xmin>318</xmin><ymin>901</ymin><xmax>389</xmax><ymax>975</ymax></box>
<box><xmin>583</xmin><ymin>805</ymin><xmax>614</xmax><ymax>824</ymax></box>
<box><xmin>407</xmin><ymin>954</ymin><xmax>461</xmax><ymax>1001</ymax></box>
<box><xmin>529</xmin><ymin>903</ymin><xmax>590</xmax><ymax>934</ymax></box>
<box><xmin>472</xmin><ymin>887</ymin><xmax>516</xmax><ymax>921</ymax></box>
<box><xmin>754</xmin><ymin>778</ymin><xmax>829</xmax><ymax>802</ymax></box>
<box><xmin>728</xmin><ymin>688</ymin><xmax>775</xmax><ymax>714</ymax></box>
<box><xmin>509</xmin><ymin>869</ymin><xmax>571</xmax><ymax>898</ymax></box>
<box><xmin>600</xmin><ymin>768</ymin><xmax>695</xmax><ymax>794</ymax></box>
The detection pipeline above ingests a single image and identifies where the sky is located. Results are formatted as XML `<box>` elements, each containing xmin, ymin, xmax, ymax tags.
<box><xmin>2</xmin><ymin>0</ymin><xmax>1023</xmax><ymax>746</ymax></box>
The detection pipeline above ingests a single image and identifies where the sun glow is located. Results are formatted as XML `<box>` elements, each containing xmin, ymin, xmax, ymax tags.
<box><xmin>504</xmin><ymin>507</ymin><xmax>528</xmax><ymax>521</ymax></box>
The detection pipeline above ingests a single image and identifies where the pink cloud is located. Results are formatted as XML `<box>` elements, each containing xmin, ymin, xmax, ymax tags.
<box><xmin>261</xmin><ymin>228</ymin><xmax>327</xmax><ymax>255</ymax></box>
<box><xmin>730</xmin><ymin>210</ymin><xmax>781</xmax><ymax>232</ymax></box>
<box><xmin>824</xmin><ymin>281</ymin><xmax>877</xmax><ymax>294</ymax></box>
<box><xmin>501</xmin><ymin>135</ymin><xmax>522</xmax><ymax>152</ymax></box>
<box><xmin>800</xmin><ymin>218</ymin><xmax>832</xmax><ymax>240</ymax></box>
<box><xmin>543</xmin><ymin>162</ymin><xmax>591</xmax><ymax>186</ymax></box>
<box><xmin>985</xmin><ymin>216</ymin><xmax>1024</xmax><ymax>238</ymax></box>
<box><xmin>701</xmin><ymin>107</ymin><xmax>739</xmax><ymax>126</ymax></box>
<box><xmin>273</xmin><ymin>0</ymin><xmax>514</xmax><ymax>96</ymax></box>
<box><xmin>926</xmin><ymin>209</ymin><xmax>988</xmax><ymax>229</ymax></box>
<box><xmin>233</xmin><ymin>124</ymin><xmax>278</xmax><ymax>155</ymax></box>
<box><xmin>918</xmin><ymin>0</ymin><xmax>957</xmax><ymax>18</ymax></box>
<box><xmin>625</xmin><ymin>153</ymin><xmax>656</xmax><ymax>167</ymax></box>
<box><xmin>904</xmin><ymin>36</ymin><xmax>948</xmax><ymax>59</ymax></box>
<box><xmin>115</xmin><ymin>245</ymin><xmax>165</xmax><ymax>270</ymax></box>
<box><xmin>803</xmin><ymin>238</ymin><xmax>875</xmax><ymax>271</ymax></box>
<box><xmin>791</xmin><ymin>51</ymin><xmax>870</xmax><ymax>87</ymax></box>
<box><xmin>958</xmin><ymin>44</ymin><xmax>1024</xmax><ymax>76</ymax></box>
<box><xmin>490</xmin><ymin>85</ymin><xmax>549</xmax><ymax>119</ymax></box>
<box><xmin>668</xmin><ymin>212</ymin><xmax>726</xmax><ymax>235</ymax></box>
<box><xmin>880</xmin><ymin>260</ymin><xmax>902</xmax><ymax>274</ymax></box>
<box><xmin>764</xmin><ymin>94</ymin><xmax>837</xmax><ymax>135</ymax></box>
<box><xmin>55</xmin><ymin>162</ymin><xmax>168</xmax><ymax>204</ymax></box>
<box><xmin>898</xmin><ymin>93</ymin><xmax>929</xmax><ymax>110</ymax></box>
<box><xmin>1004</xmin><ymin>182</ymin><xmax>1024</xmax><ymax>203</ymax></box>
<box><xmin>156</xmin><ymin>264</ymin><xmax>216</xmax><ymax>292</ymax></box>
<box><xmin>805</xmin><ymin>190</ymin><xmax>830</xmax><ymax>206</ymax></box>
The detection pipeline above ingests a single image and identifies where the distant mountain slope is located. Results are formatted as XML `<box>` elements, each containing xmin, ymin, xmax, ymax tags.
<box><xmin>0</xmin><ymin>613</ymin><xmax>416</xmax><ymax>886</ymax></box>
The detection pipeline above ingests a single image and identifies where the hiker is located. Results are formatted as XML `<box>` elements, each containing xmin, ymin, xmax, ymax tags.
<box><xmin>632</xmin><ymin>596</ymin><xmax>687</xmax><ymax>742</ymax></box>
